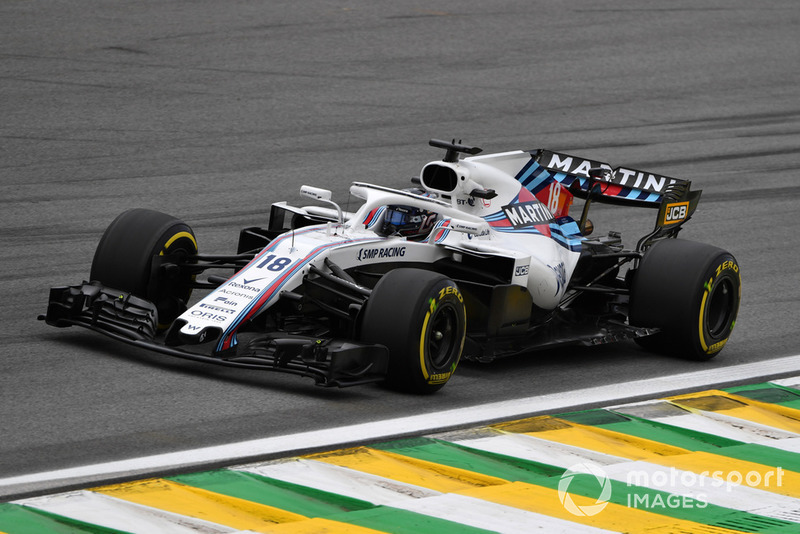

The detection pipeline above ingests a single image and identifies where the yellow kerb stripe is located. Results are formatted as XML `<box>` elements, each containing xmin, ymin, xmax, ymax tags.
<box><xmin>497</xmin><ymin>415</ymin><xmax>800</xmax><ymax>497</ymax></box>
<box><xmin>255</xmin><ymin>517</ymin><xmax>387</xmax><ymax>534</ymax></box>
<box><xmin>668</xmin><ymin>390</ymin><xmax>800</xmax><ymax>434</ymax></box>
<box><xmin>645</xmin><ymin>451</ymin><xmax>800</xmax><ymax>497</ymax></box>
<box><xmin>495</xmin><ymin>416</ymin><xmax>689</xmax><ymax>460</ymax></box>
<box><xmin>93</xmin><ymin>478</ymin><xmax>305</xmax><ymax>530</ymax></box>
<box><xmin>306</xmin><ymin>447</ymin><xmax>506</xmax><ymax>493</ymax></box>
<box><xmin>459</xmin><ymin>481</ymin><xmax>748</xmax><ymax>534</ymax></box>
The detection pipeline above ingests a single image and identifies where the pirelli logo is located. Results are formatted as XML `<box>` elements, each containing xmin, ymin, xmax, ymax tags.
<box><xmin>663</xmin><ymin>201</ymin><xmax>690</xmax><ymax>225</ymax></box>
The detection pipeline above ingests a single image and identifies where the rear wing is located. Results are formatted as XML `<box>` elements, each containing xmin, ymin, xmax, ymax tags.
<box><xmin>526</xmin><ymin>149</ymin><xmax>701</xmax><ymax>243</ymax></box>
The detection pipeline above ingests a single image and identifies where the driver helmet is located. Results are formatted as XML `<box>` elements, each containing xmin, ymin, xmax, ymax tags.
<box><xmin>381</xmin><ymin>190</ymin><xmax>437</xmax><ymax>240</ymax></box>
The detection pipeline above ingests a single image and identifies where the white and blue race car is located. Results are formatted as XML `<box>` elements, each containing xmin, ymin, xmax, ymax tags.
<box><xmin>42</xmin><ymin>140</ymin><xmax>741</xmax><ymax>393</ymax></box>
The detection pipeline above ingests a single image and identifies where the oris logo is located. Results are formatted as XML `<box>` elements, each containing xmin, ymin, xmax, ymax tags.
<box><xmin>663</xmin><ymin>202</ymin><xmax>689</xmax><ymax>225</ymax></box>
<box><xmin>190</xmin><ymin>310</ymin><xmax>227</xmax><ymax>322</ymax></box>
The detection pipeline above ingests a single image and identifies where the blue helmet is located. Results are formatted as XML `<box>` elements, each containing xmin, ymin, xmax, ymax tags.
<box><xmin>381</xmin><ymin>204</ymin><xmax>436</xmax><ymax>240</ymax></box>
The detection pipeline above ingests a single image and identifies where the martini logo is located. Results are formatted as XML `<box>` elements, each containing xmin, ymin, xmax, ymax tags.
<box><xmin>543</xmin><ymin>151</ymin><xmax>609</xmax><ymax>178</ymax></box>
<box><xmin>558</xmin><ymin>463</ymin><xmax>612</xmax><ymax>517</ymax></box>
<box><xmin>502</xmin><ymin>201</ymin><xmax>553</xmax><ymax>228</ymax></box>
<box><xmin>538</xmin><ymin>149</ymin><xmax>680</xmax><ymax>193</ymax></box>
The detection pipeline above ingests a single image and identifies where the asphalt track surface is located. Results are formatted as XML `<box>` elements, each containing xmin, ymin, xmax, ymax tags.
<box><xmin>1</xmin><ymin>0</ymin><xmax>799</xmax><ymax>492</ymax></box>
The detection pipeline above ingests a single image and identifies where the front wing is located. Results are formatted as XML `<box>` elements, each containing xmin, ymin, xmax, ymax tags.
<box><xmin>40</xmin><ymin>282</ymin><xmax>389</xmax><ymax>387</ymax></box>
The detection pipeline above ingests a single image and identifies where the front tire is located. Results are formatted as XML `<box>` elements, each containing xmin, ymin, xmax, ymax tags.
<box><xmin>360</xmin><ymin>269</ymin><xmax>466</xmax><ymax>393</ymax></box>
<box><xmin>90</xmin><ymin>208</ymin><xmax>198</xmax><ymax>327</ymax></box>
<box><xmin>630</xmin><ymin>238</ymin><xmax>741</xmax><ymax>360</ymax></box>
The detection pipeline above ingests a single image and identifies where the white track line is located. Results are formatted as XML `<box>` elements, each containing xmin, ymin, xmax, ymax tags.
<box><xmin>2</xmin><ymin>353</ymin><xmax>799</xmax><ymax>498</ymax></box>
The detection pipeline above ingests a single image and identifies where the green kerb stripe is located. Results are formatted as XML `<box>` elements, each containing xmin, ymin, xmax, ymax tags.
<box><xmin>0</xmin><ymin>503</ymin><xmax>127</xmax><ymax>534</ymax></box>
<box><xmin>724</xmin><ymin>383</ymin><xmax>800</xmax><ymax>408</ymax></box>
<box><xmin>558</xmin><ymin>409</ymin><xmax>743</xmax><ymax>450</ymax></box>
<box><xmin>326</xmin><ymin>506</ymin><xmax>496</xmax><ymax>534</ymax></box>
<box><xmin>710</xmin><ymin>443</ymin><xmax>800</xmax><ymax>473</ymax></box>
<box><xmin>551</xmin><ymin>475</ymin><xmax>799</xmax><ymax>534</ymax></box>
<box><xmin>370</xmin><ymin>436</ymin><xmax>800</xmax><ymax>533</ymax></box>
<box><xmin>371</xmin><ymin>437</ymin><xmax>563</xmax><ymax>481</ymax></box>
<box><xmin>554</xmin><ymin>403</ymin><xmax>800</xmax><ymax>473</ymax></box>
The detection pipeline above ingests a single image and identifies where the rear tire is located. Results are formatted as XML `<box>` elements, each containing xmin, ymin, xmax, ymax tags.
<box><xmin>630</xmin><ymin>238</ymin><xmax>740</xmax><ymax>360</ymax></box>
<box><xmin>90</xmin><ymin>209</ymin><xmax>198</xmax><ymax>327</ymax></box>
<box><xmin>360</xmin><ymin>268</ymin><xmax>466</xmax><ymax>393</ymax></box>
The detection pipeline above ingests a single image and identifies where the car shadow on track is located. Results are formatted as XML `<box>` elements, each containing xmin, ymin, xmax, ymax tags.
<box><xmin>44</xmin><ymin>330</ymin><xmax>381</xmax><ymax>401</ymax></box>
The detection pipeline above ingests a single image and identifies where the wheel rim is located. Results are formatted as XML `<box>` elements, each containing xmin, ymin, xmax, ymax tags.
<box><xmin>427</xmin><ymin>303</ymin><xmax>458</xmax><ymax>368</ymax></box>
<box><xmin>706</xmin><ymin>278</ymin><xmax>735</xmax><ymax>337</ymax></box>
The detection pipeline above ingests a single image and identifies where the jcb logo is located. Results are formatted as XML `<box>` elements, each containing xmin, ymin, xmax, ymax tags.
<box><xmin>663</xmin><ymin>202</ymin><xmax>689</xmax><ymax>225</ymax></box>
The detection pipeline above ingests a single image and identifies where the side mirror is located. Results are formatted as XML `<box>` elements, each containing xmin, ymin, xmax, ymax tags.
<box><xmin>300</xmin><ymin>185</ymin><xmax>333</xmax><ymax>201</ymax></box>
<box><xmin>447</xmin><ymin>218</ymin><xmax>491</xmax><ymax>236</ymax></box>
<box><xmin>299</xmin><ymin>186</ymin><xmax>342</xmax><ymax>224</ymax></box>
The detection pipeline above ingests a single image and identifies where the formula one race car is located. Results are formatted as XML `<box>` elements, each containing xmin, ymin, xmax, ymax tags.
<box><xmin>41</xmin><ymin>140</ymin><xmax>741</xmax><ymax>393</ymax></box>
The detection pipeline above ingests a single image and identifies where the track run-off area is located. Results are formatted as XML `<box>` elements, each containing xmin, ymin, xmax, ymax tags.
<box><xmin>3</xmin><ymin>2</ymin><xmax>800</xmax><ymax>532</ymax></box>
<box><xmin>4</xmin><ymin>356</ymin><xmax>800</xmax><ymax>533</ymax></box>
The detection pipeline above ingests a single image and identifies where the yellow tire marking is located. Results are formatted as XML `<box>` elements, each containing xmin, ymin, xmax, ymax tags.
<box><xmin>419</xmin><ymin>310</ymin><xmax>432</xmax><ymax>380</ymax></box>
<box><xmin>156</xmin><ymin>230</ymin><xmax>197</xmax><ymax>329</ymax></box>
<box><xmin>698</xmin><ymin>276</ymin><xmax>712</xmax><ymax>352</ymax></box>
<box><xmin>160</xmin><ymin>231</ymin><xmax>197</xmax><ymax>255</ymax></box>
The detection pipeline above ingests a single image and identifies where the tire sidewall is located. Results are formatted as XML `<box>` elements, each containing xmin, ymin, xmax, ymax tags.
<box><xmin>360</xmin><ymin>269</ymin><xmax>466</xmax><ymax>393</ymax></box>
<box><xmin>630</xmin><ymin>239</ymin><xmax>741</xmax><ymax>360</ymax></box>
<box><xmin>90</xmin><ymin>209</ymin><xmax>197</xmax><ymax>325</ymax></box>
<box><xmin>695</xmin><ymin>254</ymin><xmax>740</xmax><ymax>356</ymax></box>
<box><xmin>412</xmin><ymin>278</ymin><xmax>466</xmax><ymax>388</ymax></box>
